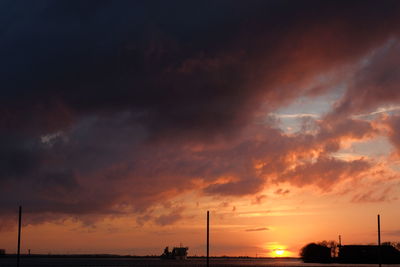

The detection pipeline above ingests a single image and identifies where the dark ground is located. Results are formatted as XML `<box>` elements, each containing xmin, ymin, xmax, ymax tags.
<box><xmin>0</xmin><ymin>257</ymin><xmax>400</xmax><ymax>267</ymax></box>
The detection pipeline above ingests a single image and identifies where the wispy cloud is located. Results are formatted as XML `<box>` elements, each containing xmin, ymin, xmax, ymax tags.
<box><xmin>383</xmin><ymin>230</ymin><xmax>400</xmax><ymax>236</ymax></box>
<box><xmin>245</xmin><ymin>227</ymin><xmax>269</xmax><ymax>232</ymax></box>
<box><xmin>354</xmin><ymin>105</ymin><xmax>400</xmax><ymax>118</ymax></box>
<box><xmin>351</xmin><ymin>187</ymin><xmax>397</xmax><ymax>203</ymax></box>
<box><xmin>271</xmin><ymin>113</ymin><xmax>320</xmax><ymax>119</ymax></box>
<box><xmin>236</xmin><ymin>208</ymin><xmax>313</xmax><ymax>217</ymax></box>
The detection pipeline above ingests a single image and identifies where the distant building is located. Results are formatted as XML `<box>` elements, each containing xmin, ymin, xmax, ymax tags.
<box><xmin>339</xmin><ymin>245</ymin><xmax>400</xmax><ymax>264</ymax></box>
<box><xmin>161</xmin><ymin>246</ymin><xmax>188</xmax><ymax>260</ymax></box>
<box><xmin>0</xmin><ymin>249</ymin><xmax>5</xmax><ymax>255</ymax></box>
<box><xmin>172</xmin><ymin>247</ymin><xmax>188</xmax><ymax>260</ymax></box>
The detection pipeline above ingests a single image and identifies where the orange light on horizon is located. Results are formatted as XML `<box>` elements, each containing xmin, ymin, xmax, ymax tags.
<box><xmin>273</xmin><ymin>248</ymin><xmax>286</xmax><ymax>257</ymax></box>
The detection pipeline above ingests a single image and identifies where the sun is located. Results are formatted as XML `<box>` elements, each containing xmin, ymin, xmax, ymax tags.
<box><xmin>266</xmin><ymin>243</ymin><xmax>290</xmax><ymax>257</ymax></box>
<box><xmin>273</xmin><ymin>249</ymin><xmax>286</xmax><ymax>257</ymax></box>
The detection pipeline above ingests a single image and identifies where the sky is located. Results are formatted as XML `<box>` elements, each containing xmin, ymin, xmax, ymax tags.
<box><xmin>1</xmin><ymin>0</ymin><xmax>400</xmax><ymax>257</ymax></box>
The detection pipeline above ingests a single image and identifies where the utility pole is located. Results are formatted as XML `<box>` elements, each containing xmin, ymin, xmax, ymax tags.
<box><xmin>17</xmin><ymin>206</ymin><xmax>22</xmax><ymax>267</ymax></box>
<box><xmin>207</xmin><ymin>210</ymin><xmax>209</xmax><ymax>267</ymax></box>
<box><xmin>378</xmin><ymin>214</ymin><xmax>381</xmax><ymax>267</ymax></box>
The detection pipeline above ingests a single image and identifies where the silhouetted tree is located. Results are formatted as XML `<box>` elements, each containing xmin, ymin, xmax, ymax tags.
<box><xmin>300</xmin><ymin>243</ymin><xmax>331</xmax><ymax>263</ymax></box>
<box><xmin>382</xmin><ymin>242</ymin><xmax>400</xmax><ymax>252</ymax></box>
<box><xmin>318</xmin><ymin>240</ymin><xmax>338</xmax><ymax>258</ymax></box>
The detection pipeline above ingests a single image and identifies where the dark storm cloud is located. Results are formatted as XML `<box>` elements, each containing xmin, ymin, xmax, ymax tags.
<box><xmin>332</xmin><ymin>41</ymin><xmax>400</xmax><ymax>117</ymax></box>
<box><xmin>154</xmin><ymin>208</ymin><xmax>185</xmax><ymax>226</ymax></box>
<box><xmin>1</xmin><ymin>0</ymin><xmax>400</xmax><ymax>225</ymax></box>
<box><xmin>387</xmin><ymin>115</ymin><xmax>400</xmax><ymax>155</ymax></box>
<box><xmin>2</xmin><ymin>0</ymin><xmax>400</xmax><ymax>136</ymax></box>
<box><xmin>204</xmin><ymin>176</ymin><xmax>265</xmax><ymax>196</ymax></box>
<box><xmin>280</xmin><ymin>156</ymin><xmax>371</xmax><ymax>190</ymax></box>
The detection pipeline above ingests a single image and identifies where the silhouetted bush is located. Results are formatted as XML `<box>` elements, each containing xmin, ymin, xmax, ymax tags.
<box><xmin>300</xmin><ymin>243</ymin><xmax>331</xmax><ymax>263</ymax></box>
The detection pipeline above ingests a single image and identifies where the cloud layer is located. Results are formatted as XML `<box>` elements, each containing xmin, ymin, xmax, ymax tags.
<box><xmin>1</xmin><ymin>0</ymin><xmax>400</xmax><ymax>227</ymax></box>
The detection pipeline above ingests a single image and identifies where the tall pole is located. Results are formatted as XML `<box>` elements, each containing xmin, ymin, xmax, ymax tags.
<box><xmin>207</xmin><ymin>210</ymin><xmax>209</xmax><ymax>267</ymax></box>
<box><xmin>17</xmin><ymin>206</ymin><xmax>22</xmax><ymax>267</ymax></box>
<box><xmin>378</xmin><ymin>214</ymin><xmax>381</xmax><ymax>267</ymax></box>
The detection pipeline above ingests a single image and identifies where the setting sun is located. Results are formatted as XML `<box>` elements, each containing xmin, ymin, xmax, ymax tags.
<box><xmin>273</xmin><ymin>249</ymin><xmax>286</xmax><ymax>257</ymax></box>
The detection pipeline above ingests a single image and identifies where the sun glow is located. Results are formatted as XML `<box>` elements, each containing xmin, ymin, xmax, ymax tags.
<box><xmin>273</xmin><ymin>248</ymin><xmax>286</xmax><ymax>257</ymax></box>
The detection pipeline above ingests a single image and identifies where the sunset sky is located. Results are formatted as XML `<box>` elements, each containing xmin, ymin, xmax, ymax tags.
<box><xmin>2</xmin><ymin>0</ymin><xmax>400</xmax><ymax>258</ymax></box>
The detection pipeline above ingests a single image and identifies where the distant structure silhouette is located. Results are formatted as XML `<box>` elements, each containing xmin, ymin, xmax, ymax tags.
<box><xmin>0</xmin><ymin>249</ymin><xmax>5</xmax><ymax>256</ymax></box>
<box><xmin>160</xmin><ymin>245</ymin><xmax>188</xmax><ymax>260</ymax></box>
<box><xmin>301</xmin><ymin>215</ymin><xmax>400</xmax><ymax>264</ymax></box>
<box><xmin>339</xmin><ymin>244</ymin><xmax>400</xmax><ymax>264</ymax></box>
<box><xmin>301</xmin><ymin>242</ymin><xmax>400</xmax><ymax>263</ymax></box>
